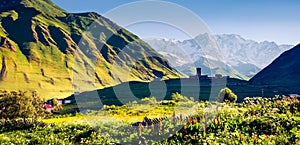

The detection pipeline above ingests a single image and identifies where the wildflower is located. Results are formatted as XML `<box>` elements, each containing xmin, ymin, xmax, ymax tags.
<box><xmin>151</xmin><ymin>123</ymin><xmax>154</xmax><ymax>134</ymax></box>
<box><xmin>239</xmin><ymin>134</ymin><xmax>243</xmax><ymax>142</ymax></box>
<box><xmin>158</xmin><ymin>119</ymin><xmax>163</xmax><ymax>131</ymax></box>
<box><xmin>138</xmin><ymin>123</ymin><xmax>143</xmax><ymax>136</ymax></box>
<box><xmin>173</xmin><ymin>111</ymin><xmax>177</xmax><ymax>124</ymax></box>
<box><xmin>188</xmin><ymin>117</ymin><xmax>192</xmax><ymax>124</ymax></box>
<box><xmin>193</xmin><ymin>118</ymin><xmax>198</xmax><ymax>124</ymax></box>
<box><xmin>202</xmin><ymin>124</ymin><xmax>206</xmax><ymax>132</ymax></box>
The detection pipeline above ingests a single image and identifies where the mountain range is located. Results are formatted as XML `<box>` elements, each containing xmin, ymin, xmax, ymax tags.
<box><xmin>0</xmin><ymin>0</ymin><xmax>179</xmax><ymax>99</ymax></box>
<box><xmin>251</xmin><ymin>44</ymin><xmax>300</xmax><ymax>92</ymax></box>
<box><xmin>0</xmin><ymin>0</ymin><xmax>298</xmax><ymax>100</ymax></box>
<box><xmin>144</xmin><ymin>34</ymin><xmax>293</xmax><ymax>79</ymax></box>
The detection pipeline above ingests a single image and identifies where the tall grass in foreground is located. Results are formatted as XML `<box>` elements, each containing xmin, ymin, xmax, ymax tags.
<box><xmin>0</xmin><ymin>95</ymin><xmax>299</xmax><ymax>144</ymax></box>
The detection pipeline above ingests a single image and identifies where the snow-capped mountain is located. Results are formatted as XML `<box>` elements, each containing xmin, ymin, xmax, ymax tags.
<box><xmin>215</xmin><ymin>34</ymin><xmax>293</xmax><ymax>69</ymax></box>
<box><xmin>251</xmin><ymin>44</ymin><xmax>300</xmax><ymax>92</ymax></box>
<box><xmin>144</xmin><ymin>34</ymin><xmax>293</xmax><ymax>79</ymax></box>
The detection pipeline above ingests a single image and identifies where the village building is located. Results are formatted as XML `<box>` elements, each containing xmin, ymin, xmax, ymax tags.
<box><xmin>189</xmin><ymin>68</ymin><xmax>230</xmax><ymax>80</ymax></box>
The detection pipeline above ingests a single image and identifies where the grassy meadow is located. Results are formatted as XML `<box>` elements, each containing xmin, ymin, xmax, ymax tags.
<box><xmin>1</xmin><ymin>92</ymin><xmax>299</xmax><ymax>144</ymax></box>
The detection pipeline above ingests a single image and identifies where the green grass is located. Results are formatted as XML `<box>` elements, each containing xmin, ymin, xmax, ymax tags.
<box><xmin>0</xmin><ymin>10</ymin><xmax>19</xmax><ymax>21</ymax></box>
<box><xmin>0</xmin><ymin>28</ymin><xmax>6</xmax><ymax>37</ymax></box>
<box><xmin>0</xmin><ymin>40</ymin><xmax>74</xmax><ymax>99</ymax></box>
<box><xmin>21</xmin><ymin>0</ymin><xmax>66</xmax><ymax>17</ymax></box>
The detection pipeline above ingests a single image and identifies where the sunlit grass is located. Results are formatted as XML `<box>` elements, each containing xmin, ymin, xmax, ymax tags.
<box><xmin>41</xmin><ymin>115</ymin><xmax>85</xmax><ymax>124</ymax></box>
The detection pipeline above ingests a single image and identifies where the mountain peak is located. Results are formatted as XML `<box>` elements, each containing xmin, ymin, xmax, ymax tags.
<box><xmin>0</xmin><ymin>0</ymin><xmax>66</xmax><ymax>17</ymax></box>
<box><xmin>0</xmin><ymin>0</ymin><xmax>179</xmax><ymax>98</ymax></box>
<box><xmin>216</xmin><ymin>34</ymin><xmax>245</xmax><ymax>41</ymax></box>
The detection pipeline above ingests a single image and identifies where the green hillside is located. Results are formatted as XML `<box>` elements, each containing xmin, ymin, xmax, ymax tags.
<box><xmin>0</xmin><ymin>0</ymin><xmax>179</xmax><ymax>99</ymax></box>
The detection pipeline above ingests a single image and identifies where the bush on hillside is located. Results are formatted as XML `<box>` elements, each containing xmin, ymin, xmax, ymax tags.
<box><xmin>0</xmin><ymin>90</ymin><xmax>47</xmax><ymax>119</ymax></box>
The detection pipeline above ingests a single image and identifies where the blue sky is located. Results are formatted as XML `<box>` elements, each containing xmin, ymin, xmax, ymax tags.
<box><xmin>52</xmin><ymin>0</ymin><xmax>300</xmax><ymax>45</ymax></box>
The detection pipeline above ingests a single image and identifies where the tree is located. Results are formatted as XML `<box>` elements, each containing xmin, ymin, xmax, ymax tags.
<box><xmin>218</xmin><ymin>88</ymin><xmax>237</xmax><ymax>103</ymax></box>
<box><xmin>0</xmin><ymin>91</ymin><xmax>47</xmax><ymax>119</ymax></box>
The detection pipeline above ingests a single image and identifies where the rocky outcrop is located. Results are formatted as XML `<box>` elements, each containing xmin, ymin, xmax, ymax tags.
<box><xmin>0</xmin><ymin>37</ymin><xmax>16</xmax><ymax>52</ymax></box>
<box><xmin>0</xmin><ymin>57</ymin><xmax>7</xmax><ymax>81</ymax></box>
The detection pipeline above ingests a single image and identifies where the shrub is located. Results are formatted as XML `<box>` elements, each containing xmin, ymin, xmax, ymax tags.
<box><xmin>218</xmin><ymin>88</ymin><xmax>237</xmax><ymax>103</ymax></box>
<box><xmin>171</xmin><ymin>92</ymin><xmax>191</xmax><ymax>102</ymax></box>
<box><xmin>141</xmin><ymin>97</ymin><xmax>157</xmax><ymax>105</ymax></box>
<box><xmin>0</xmin><ymin>91</ymin><xmax>47</xmax><ymax>119</ymax></box>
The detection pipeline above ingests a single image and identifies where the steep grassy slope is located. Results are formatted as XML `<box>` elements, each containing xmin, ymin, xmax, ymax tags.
<box><xmin>250</xmin><ymin>44</ymin><xmax>300</xmax><ymax>92</ymax></box>
<box><xmin>0</xmin><ymin>0</ymin><xmax>179</xmax><ymax>99</ymax></box>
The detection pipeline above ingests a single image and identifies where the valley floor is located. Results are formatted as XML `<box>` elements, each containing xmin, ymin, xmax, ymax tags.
<box><xmin>1</xmin><ymin>95</ymin><xmax>299</xmax><ymax>144</ymax></box>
